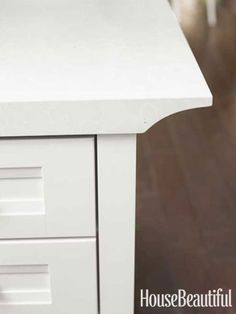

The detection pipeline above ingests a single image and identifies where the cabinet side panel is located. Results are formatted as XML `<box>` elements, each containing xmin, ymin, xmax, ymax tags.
<box><xmin>97</xmin><ymin>134</ymin><xmax>136</xmax><ymax>314</ymax></box>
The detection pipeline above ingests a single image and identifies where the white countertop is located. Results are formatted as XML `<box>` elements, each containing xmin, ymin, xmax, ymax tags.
<box><xmin>0</xmin><ymin>0</ymin><xmax>211</xmax><ymax>136</ymax></box>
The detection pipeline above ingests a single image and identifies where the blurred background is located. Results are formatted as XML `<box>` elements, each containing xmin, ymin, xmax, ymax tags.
<box><xmin>135</xmin><ymin>0</ymin><xmax>236</xmax><ymax>313</ymax></box>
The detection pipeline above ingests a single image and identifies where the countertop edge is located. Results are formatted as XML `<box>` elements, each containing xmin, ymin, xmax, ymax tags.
<box><xmin>0</xmin><ymin>95</ymin><xmax>213</xmax><ymax>137</ymax></box>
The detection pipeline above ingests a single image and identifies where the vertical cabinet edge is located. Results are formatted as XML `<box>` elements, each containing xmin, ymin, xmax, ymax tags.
<box><xmin>96</xmin><ymin>134</ymin><xmax>137</xmax><ymax>314</ymax></box>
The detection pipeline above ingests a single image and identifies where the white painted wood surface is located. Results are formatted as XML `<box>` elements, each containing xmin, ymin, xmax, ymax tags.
<box><xmin>0</xmin><ymin>0</ymin><xmax>211</xmax><ymax>136</ymax></box>
<box><xmin>97</xmin><ymin>135</ymin><xmax>136</xmax><ymax>314</ymax></box>
<box><xmin>0</xmin><ymin>1</ymin><xmax>213</xmax><ymax>313</ymax></box>
<box><xmin>0</xmin><ymin>238</ymin><xmax>98</xmax><ymax>313</ymax></box>
<box><xmin>0</xmin><ymin>137</ymin><xmax>96</xmax><ymax>238</ymax></box>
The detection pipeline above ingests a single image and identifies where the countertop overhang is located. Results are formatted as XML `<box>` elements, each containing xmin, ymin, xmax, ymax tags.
<box><xmin>0</xmin><ymin>0</ymin><xmax>212</xmax><ymax>136</ymax></box>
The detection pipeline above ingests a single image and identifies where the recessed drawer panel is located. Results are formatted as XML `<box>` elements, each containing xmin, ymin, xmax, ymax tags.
<box><xmin>0</xmin><ymin>238</ymin><xmax>98</xmax><ymax>314</ymax></box>
<box><xmin>0</xmin><ymin>137</ymin><xmax>96</xmax><ymax>238</ymax></box>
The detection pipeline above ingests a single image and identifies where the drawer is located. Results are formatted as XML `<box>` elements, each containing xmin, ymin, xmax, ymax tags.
<box><xmin>0</xmin><ymin>137</ymin><xmax>96</xmax><ymax>238</ymax></box>
<box><xmin>0</xmin><ymin>238</ymin><xmax>98</xmax><ymax>314</ymax></box>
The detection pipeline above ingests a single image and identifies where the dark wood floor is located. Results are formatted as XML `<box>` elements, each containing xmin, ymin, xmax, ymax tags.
<box><xmin>135</xmin><ymin>1</ymin><xmax>236</xmax><ymax>313</ymax></box>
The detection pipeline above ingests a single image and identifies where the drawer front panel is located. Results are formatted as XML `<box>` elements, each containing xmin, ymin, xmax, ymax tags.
<box><xmin>0</xmin><ymin>238</ymin><xmax>98</xmax><ymax>314</ymax></box>
<box><xmin>0</xmin><ymin>137</ymin><xmax>96</xmax><ymax>238</ymax></box>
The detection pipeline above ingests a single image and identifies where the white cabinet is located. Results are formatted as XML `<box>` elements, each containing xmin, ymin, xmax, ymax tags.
<box><xmin>0</xmin><ymin>0</ymin><xmax>212</xmax><ymax>313</ymax></box>
<box><xmin>0</xmin><ymin>137</ymin><xmax>96</xmax><ymax>239</ymax></box>
<box><xmin>0</xmin><ymin>238</ymin><xmax>98</xmax><ymax>314</ymax></box>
